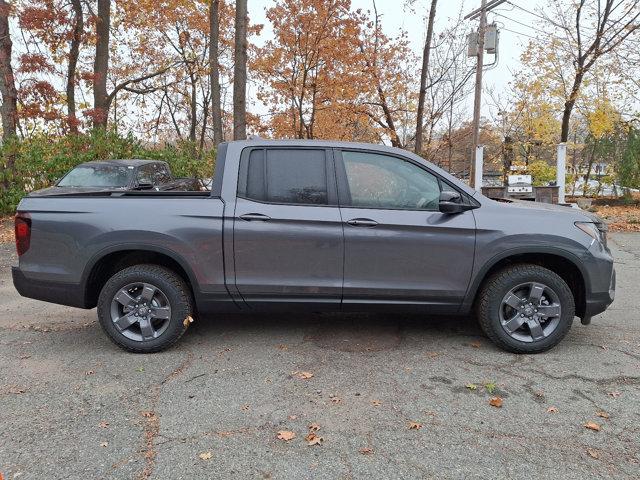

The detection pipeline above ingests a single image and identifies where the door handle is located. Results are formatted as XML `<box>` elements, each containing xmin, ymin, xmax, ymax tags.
<box><xmin>239</xmin><ymin>213</ymin><xmax>271</xmax><ymax>221</ymax></box>
<box><xmin>346</xmin><ymin>218</ymin><xmax>378</xmax><ymax>227</ymax></box>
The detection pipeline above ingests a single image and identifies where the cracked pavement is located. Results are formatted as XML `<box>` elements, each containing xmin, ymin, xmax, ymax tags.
<box><xmin>0</xmin><ymin>234</ymin><xmax>639</xmax><ymax>479</ymax></box>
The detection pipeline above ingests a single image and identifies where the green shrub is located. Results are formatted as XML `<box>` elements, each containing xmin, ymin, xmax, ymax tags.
<box><xmin>0</xmin><ymin>131</ymin><xmax>215</xmax><ymax>214</ymax></box>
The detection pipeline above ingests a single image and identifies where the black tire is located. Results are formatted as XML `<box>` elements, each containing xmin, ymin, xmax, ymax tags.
<box><xmin>476</xmin><ymin>264</ymin><xmax>575</xmax><ymax>354</ymax></box>
<box><xmin>97</xmin><ymin>264</ymin><xmax>193</xmax><ymax>353</ymax></box>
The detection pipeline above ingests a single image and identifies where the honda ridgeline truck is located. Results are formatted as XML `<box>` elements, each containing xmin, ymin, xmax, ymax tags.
<box><xmin>12</xmin><ymin>140</ymin><xmax>615</xmax><ymax>353</ymax></box>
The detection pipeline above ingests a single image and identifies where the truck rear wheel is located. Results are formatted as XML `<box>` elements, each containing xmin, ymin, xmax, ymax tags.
<box><xmin>477</xmin><ymin>264</ymin><xmax>575</xmax><ymax>353</ymax></box>
<box><xmin>97</xmin><ymin>264</ymin><xmax>193</xmax><ymax>353</ymax></box>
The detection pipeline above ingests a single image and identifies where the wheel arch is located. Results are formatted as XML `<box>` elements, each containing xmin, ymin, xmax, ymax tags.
<box><xmin>82</xmin><ymin>245</ymin><xmax>198</xmax><ymax>309</ymax></box>
<box><xmin>463</xmin><ymin>247</ymin><xmax>588</xmax><ymax>318</ymax></box>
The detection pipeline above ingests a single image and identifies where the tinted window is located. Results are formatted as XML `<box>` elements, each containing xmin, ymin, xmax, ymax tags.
<box><xmin>58</xmin><ymin>165</ymin><xmax>131</xmax><ymax>187</ymax></box>
<box><xmin>137</xmin><ymin>164</ymin><xmax>154</xmax><ymax>185</ymax></box>
<box><xmin>137</xmin><ymin>163</ymin><xmax>171</xmax><ymax>186</ymax></box>
<box><xmin>342</xmin><ymin>151</ymin><xmax>441</xmax><ymax>210</ymax></box>
<box><xmin>155</xmin><ymin>164</ymin><xmax>172</xmax><ymax>185</ymax></box>
<box><xmin>245</xmin><ymin>149</ymin><xmax>328</xmax><ymax>205</ymax></box>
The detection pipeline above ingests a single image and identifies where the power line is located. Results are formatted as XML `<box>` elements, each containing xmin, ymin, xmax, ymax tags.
<box><xmin>499</xmin><ymin>26</ymin><xmax>539</xmax><ymax>40</ymax></box>
<box><xmin>505</xmin><ymin>1</ymin><xmax>552</xmax><ymax>24</ymax></box>
<box><xmin>491</xmin><ymin>12</ymin><xmax>539</xmax><ymax>33</ymax></box>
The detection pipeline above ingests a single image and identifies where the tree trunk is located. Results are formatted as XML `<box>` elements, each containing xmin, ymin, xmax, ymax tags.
<box><xmin>0</xmin><ymin>0</ymin><xmax>17</xmax><ymax>140</ymax></box>
<box><xmin>67</xmin><ymin>0</ymin><xmax>83</xmax><ymax>133</ymax></box>
<box><xmin>233</xmin><ymin>0</ymin><xmax>247</xmax><ymax>140</ymax></box>
<box><xmin>0</xmin><ymin>0</ymin><xmax>17</xmax><ymax>190</ymax></box>
<box><xmin>93</xmin><ymin>0</ymin><xmax>110</xmax><ymax>128</ymax></box>
<box><xmin>560</xmin><ymin>72</ymin><xmax>583</xmax><ymax>143</ymax></box>
<box><xmin>209</xmin><ymin>0</ymin><xmax>224</xmax><ymax>145</ymax></box>
<box><xmin>414</xmin><ymin>0</ymin><xmax>437</xmax><ymax>154</ymax></box>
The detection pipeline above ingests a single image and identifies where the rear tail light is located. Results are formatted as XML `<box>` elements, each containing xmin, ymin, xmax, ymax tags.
<box><xmin>15</xmin><ymin>213</ymin><xmax>31</xmax><ymax>256</ymax></box>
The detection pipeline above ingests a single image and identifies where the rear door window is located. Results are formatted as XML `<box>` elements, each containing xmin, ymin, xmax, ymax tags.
<box><xmin>241</xmin><ymin>148</ymin><xmax>331</xmax><ymax>205</ymax></box>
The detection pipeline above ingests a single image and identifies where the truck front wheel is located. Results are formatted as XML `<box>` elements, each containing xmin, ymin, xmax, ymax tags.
<box><xmin>477</xmin><ymin>264</ymin><xmax>575</xmax><ymax>353</ymax></box>
<box><xmin>97</xmin><ymin>264</ymin><xmax>193</xmax><ymax>353</ymax></box>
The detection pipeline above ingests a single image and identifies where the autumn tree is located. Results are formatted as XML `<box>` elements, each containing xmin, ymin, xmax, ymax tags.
<box><xmin>90</xmin><ymin>0</ymin><xmax>176</xmax><ymax>129</ymax></box>
<box><xmin>254</xmin><ymin>0</ymin><xmax>358</xmax><ymax>139</ymax></box>
<box><xmin>538</xmin><ymin>0</ymin><xmax>640</xmax><ymax>142</ymax></box>
<box><xmin>357</xmin><ymin>3</ymin><xmax>416</xmax><ymax>147</ymax></box>
<box><xmin>17</xmin><ymin>0</ymin><xmax>85</xmax><ymax>132</ymax></box>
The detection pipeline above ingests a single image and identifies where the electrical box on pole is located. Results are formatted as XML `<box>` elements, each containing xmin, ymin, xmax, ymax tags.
<box><xmin>467</xmin><ymin>32</ymin><xmax>479</xmax><ymax>57</ymax></box>
<box><xmin>484</xmin><ymin>24</ymin><xmax>499</xmax><ymax>54</ymax></box>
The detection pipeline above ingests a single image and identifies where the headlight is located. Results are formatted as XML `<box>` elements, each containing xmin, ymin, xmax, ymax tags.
<box><xmin>575</xmin><ymin>221</ymin><xmax>607</xmax><ymax>246</ymax></box>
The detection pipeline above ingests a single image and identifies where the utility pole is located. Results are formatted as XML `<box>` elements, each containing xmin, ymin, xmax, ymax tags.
<box><xmin>469</xmin><ymin>0</ymin><xmax>486</xmax><ymax>189</ymax></box>
<box><xmin>464</xmin><ymin>0</ymin><xmax>506</xmax><ymax>188</ymax></box>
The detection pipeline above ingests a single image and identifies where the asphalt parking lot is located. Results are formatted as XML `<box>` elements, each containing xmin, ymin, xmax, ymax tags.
<box><xmin>1</xmin><ymin>234</ymin><xmax>639</xmax><ymax>480</ymax></box>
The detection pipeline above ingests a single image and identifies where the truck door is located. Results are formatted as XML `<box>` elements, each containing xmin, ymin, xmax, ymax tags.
<box><xmin>233</xmin><ymin>147</ymin><xmax>343</xmax><ymax>309</ymax></box>
<box><xmin>335</xmin><ymin>149</ymin><xmax>476</xmax><ymax>312</ymax></box>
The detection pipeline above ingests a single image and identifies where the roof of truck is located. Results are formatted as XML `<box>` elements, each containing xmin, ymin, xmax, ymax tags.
<box><xmin>77</xmin><ymin>159</ymin><xmax>166</xmax><ymax>168</ymax></box>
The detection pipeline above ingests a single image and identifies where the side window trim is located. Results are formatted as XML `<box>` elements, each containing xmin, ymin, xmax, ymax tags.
<box><xmin>237</xmin><ymin>146</ymin><xmax>339</xmax><ymax>207</ymax></box>
<box><xmin>334</xmin><ymin>148</ymin><xmax>468</xmax><ymax>211</ymax></box>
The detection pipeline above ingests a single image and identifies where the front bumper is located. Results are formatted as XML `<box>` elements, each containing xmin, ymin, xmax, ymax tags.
<box><xmin>584</xmin><ymin>267</ymin><xmax>616</xmax><ymax>319</ymax></box>
<box><xmin>12</xmin><ymin>267</ymin><xmax>87</xmax><ymax>308</ymax></box>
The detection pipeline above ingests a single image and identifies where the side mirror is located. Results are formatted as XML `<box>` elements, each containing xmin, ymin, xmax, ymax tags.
<box><xmin>439</xmin><ymin>191</ymin><xmax>466</xmax><ymax>214</ymax></box>
<box><xmin>135</xmin><ymin>181</ymin><xmax>154</xmax><ymax>190</ymax></box>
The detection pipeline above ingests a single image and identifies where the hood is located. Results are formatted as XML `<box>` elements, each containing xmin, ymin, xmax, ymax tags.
<box><xmin>494</xmin><ymin>198</ymin><xmax>601</xmax><ymax>223</ymax></box>
<box><xmin>28</xmin><ymin>186</ymin><xmax>127</xmax><ymax>197</ymax></box>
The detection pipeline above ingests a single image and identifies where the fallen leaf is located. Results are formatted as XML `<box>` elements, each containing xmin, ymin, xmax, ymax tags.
<box><xmin>371</xmin><ymin>400</ymin><xmax>382</xmax><ymax>407</ymax></box>
<box><xmin>288</xmin><ymin>415</ymin><xmax>297</xmax><ymax>420</ymax></box>
<box><xmin>308</xmin><ymin>423</ymin><xmax>321</xmax><ymax>432</ymax></box>
<box><xmin>85</xmin><ymin>370</ymin><xmax>95</xmax><ymax>376</ymax></box>
<box><xmin>607</xmin><ymin>391</ymin><xmax>622</xmax><ymax>398</ymax></box>
<box><xmin>100</xmin><ymin>442</ymin><xmax>108</xmax><ymax>448</ymax></box>
<box><xmin>217</xmin><ymin>431</ymin><xmax>233</xmax><ymax>437</ymax></box>
<box><xmin>199</xmin><ymin>451</ymin><xmax>213</xmax><ymax>460</ymax></box>
<box><xmin>489</xmin><ymin>396</ymin><xmax>503</xmax><ymax>408</ymax></box>
<box><xmin>99</xmin><ymin>421</ymin><xmax>109</xmax><ymax>429</ymax></box>
<box><xmin>305</xmin><ymin>432</ymin><xmax>323</xmax><ymax>446</ymax></box>
<box><xmin>241</xmin><ymin>404</ymin><xmax>250</xmax><ymax>411</ymax></box>
<box><xmin>408</xmin><ymin>422</ymin><xmax>422</xmax><ymax>430</ymax></box>
<box><xmin>470</xmin><ymin>340</ymin><xmax>481</xmax><ymax>348</ymax></box>
<box><xmin>359</xmin><ymin>447</ymin><xmax>374</xmax><ymax>455</ymax></box>
<box><xmin>183</xmin><ymin>315</ymin><xmax>194</xmax><ymax>328</ymax></box>
<box><xmin>584</xmin><ymin>421</ymin><xmax>601</xmax><ymax>431</ymax></box>
<box><xmin>426</xmin><ymin>351</ymin><xmax>440</xmax><ymax>358</ymax></box>
<box><xmin>547</xmin><ymin>406</ymin><xmax>558</xmax><ymax>413</ymax></box>
<box><xmin>8</xmin><ymin>386</ymin><xmax>26</xmax><ymax>394</ymax></box>
<box><xmin>596</xmin><ymin>411</ymin><xmax>610</xmax><ymax>419</ymax></box>
<box><xmin>18</xmin><ymin>354</ymin><xmax>31</xmax><ymax>360</ymax></box>
<box><xmin>331</xmin><ymin>397</ymin><xmax>342</xmax><ymax>404</ymax></box>
<box><xmin>293</xmin><ymin>371</ymin><xmax>314</xmax><ymax>380</ymax></box>
<box><xmin>276</xmin><ymin>344</ymin><xmax>288</xmax><ymax>351</ymax></box>
<box><xmin>465</xmin><ymin>383</ymin><xmax>477</xmax><ymax>390</ymax></box>
<box><xmin>587</xmin><ymin>448</ymin><xmax>599</xmax><ymax>459</ymax></box>
<box><xmin>141</xmin><ymin>411</ymin><xmax>154</xmax><ymax>418</ymax></box>
<box><xmin>277</xmin><ymin>430</ymin><xmax>296</xmax><ymax>441</ymax></box>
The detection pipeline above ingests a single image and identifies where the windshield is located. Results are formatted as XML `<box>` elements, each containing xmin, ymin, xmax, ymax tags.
<box><xmin>58</xmin><ymin>165</ymin><xmax>131</xmax><ymax>188</ymax></box>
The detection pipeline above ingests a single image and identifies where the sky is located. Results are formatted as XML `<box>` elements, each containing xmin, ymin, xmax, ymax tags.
<box><xmin>247</xmin><ymin>0</ymin><xmax>546</xmax><ymax>117</ymax></box>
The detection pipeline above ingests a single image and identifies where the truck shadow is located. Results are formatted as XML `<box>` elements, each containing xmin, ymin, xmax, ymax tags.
<box><xmin>188</xmin><ymin>312</ymin><xmax>484</xmax><ymax>353</ymax></box>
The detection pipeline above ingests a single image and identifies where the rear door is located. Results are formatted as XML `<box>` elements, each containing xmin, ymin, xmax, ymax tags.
<box><xmin>233</xmin><ymin>147</ymin><xmax>343</xmax><ymax>309</ymax></box>
<box><xmin>336</xmin><ymin>149</ymin><xmax>476</xmax><ymax>312</ymax></box>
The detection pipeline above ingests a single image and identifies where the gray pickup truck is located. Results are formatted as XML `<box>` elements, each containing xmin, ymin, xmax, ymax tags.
<box><xmin>12</xmin><ymin>140</ymin><xmax>615</xmax><ymax>353</ymax></box>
